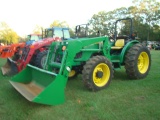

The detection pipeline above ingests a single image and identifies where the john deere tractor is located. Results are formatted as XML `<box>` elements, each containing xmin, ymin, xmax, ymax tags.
<box><xmin>9</xmin><ymin>18</ymin><xmax>151</xmax><ymax>105</ymax></box>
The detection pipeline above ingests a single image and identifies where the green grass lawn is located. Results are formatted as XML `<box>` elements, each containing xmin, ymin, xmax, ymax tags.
<box><xmin>0</xmin><ymin>50</ymin><xmax>160</xmax><ymax>120</ymax></box>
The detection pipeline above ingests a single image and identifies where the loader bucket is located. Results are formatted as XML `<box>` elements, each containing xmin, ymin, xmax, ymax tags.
<box><xmin>9</xmin><ymin>64</ymin><xmax>67</xmax><ymax>105</ymax></box>
<box><xmin>1</xmin><ymin>58</ymin><xmax>18</xmax><ymax>76</ymax></box>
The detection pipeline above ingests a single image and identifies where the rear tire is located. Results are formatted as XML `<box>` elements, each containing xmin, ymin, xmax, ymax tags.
<box><xmin>35</xmin><ymin>50</ymin><xmax>48</xmax><ymax>68</ymax></box>
<box><xmin>82</xmin><ymin>55</ymin><xmax>113</xmax><ymax>91</ymax></box>
<box><xmin>125</xmin><ymin>43</ymin><xmax>151</xmax><ymax>79</ymax></box>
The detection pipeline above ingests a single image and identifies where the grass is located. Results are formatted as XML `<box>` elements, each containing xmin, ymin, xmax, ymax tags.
<box><xmin>0</xmin><ymin>50</ymin><xmax>160</xmax><ymax>120</ymax></box>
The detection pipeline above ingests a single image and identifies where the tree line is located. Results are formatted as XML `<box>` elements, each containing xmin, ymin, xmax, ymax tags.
<box><xmin>88</xmin><ymin>0</ymin><xmax>160</xmax><ymax>41</ymax></box>
<box><xmin>0</xmin><ymin>0</ymin><xmax>160</xmax><ymax>44</ymax></box>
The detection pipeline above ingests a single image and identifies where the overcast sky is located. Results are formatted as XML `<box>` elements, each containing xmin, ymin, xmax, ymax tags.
<box><xmin>0</xmin><ymin>0</ymin><xmax>145</xmax><ymax>36</ymax></box>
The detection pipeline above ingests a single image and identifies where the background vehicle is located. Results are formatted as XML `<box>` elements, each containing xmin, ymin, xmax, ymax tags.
<box><xmin>25</xmin><ymin>34</ymin><xmax>42</xmax><ymax>45</ymax></box>
<box><xmin>0</xmin><ymin>34</ymin><xmax>42</xmax><ymax>59</ymax></box>
<box><xmin>10</xmin><ymin>18</ymin><xmax>151</xmax><ymax>105</ymax></box>
<box><xmin>1</xmin><ymin>27</ymin><xmax>70</xmax><ymax>76</ymax></box>
<box><xmin>154</xmin><ymin>44</ymin><xmax>160</xmax><ymax>50</ymax></box>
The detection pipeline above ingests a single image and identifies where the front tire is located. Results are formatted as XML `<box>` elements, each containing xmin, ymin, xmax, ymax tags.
<box><xmin>125</xmin><ymin>44</ymin><xmax>151</xmax><ymax>79</ymax></box>
<box><xmin>35</xmin><ymin>50</ymin><xmax>48</xmax><ymax>68</ymax></box>
<box><xmin>68</xmin><ymin>69</ymin><xmax>78</xmax><ymax>79</ymax></box>
<box><xmin>82</xmin><ymin>55</ymin><xmax>113</xmax><ymax>91</ymax></box>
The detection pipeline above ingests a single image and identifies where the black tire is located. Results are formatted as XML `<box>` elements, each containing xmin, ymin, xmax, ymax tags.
<box><xmin>12</xmin><ymin>48</ymin><xmax>23</xmax><ymax>61</ymax></box>
<box><xmin>82</xmin><ymin>55</ymin><xmax>113</xmax><ymax>91</ymax></box>
<box><xmin>125</xmin><ymin>43</ymin><xmax>151</xmax><ymax>79</ymax></box>
<box><xmin>35</xmin><ymin>50</ymin><xmax>48</xmax><ymax>68</ymax></box>
<box><xmin>12</xmin><ymin>53</ymin><xmax>20</xmax><ymax>61</ymax></box>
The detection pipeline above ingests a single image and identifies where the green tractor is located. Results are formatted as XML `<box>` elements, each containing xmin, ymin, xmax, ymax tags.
<box><xmin>9</xmin><ymin>18</ymin><xmax>151</xmax><ymax>105</ymax></box>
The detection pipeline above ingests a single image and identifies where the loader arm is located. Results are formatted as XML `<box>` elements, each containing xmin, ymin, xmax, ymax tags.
<box><xmin>17</xmin><ymin>38</ymin><xmax>59</xmax><ymax>71</ymax></box>
<box><xmin>46</xmin><ymin>36</ymin><xmax>111</xmax><ymax>74</ymax></box>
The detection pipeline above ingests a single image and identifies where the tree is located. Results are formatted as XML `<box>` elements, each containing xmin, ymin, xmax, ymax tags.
<box><xmin>33</xmin><ymin>25</ymin><xmax>42</xmax><ymax>34</ymax></box>
<box><xmin>0</xmin><ymin>22</ymin><xmax>19</xmax><ymax>44</ymax></box>
<box><xmin>50</xmin><ymin>20</ymin><xmax>69</xmax><ymax>27</ymax></box>
<box><xmin>88</xmin><ymin>8</ymin><xmax>130</xmax><ymax>37</ymax></box>
<box><xmin>132</xmin><ymin>0</ymin><xmax>160</xmax><ymax>40</ymax></box>
<box><xmin>88</xmin><ymin>0</ymin><xmax>160</xmax><ymax>42</ymax></box>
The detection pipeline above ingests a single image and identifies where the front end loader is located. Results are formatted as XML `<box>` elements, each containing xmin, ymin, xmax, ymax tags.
<box><xmin>9</xmin><ymin>18</ymin><xmax>151</xmax><ymax>105</ymax></box>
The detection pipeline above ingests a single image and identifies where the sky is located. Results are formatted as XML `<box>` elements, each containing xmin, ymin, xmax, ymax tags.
<box><xmin>0</xmin><ymin>0</ymin><xmax>134</xmax><ymax>37</ymax></box>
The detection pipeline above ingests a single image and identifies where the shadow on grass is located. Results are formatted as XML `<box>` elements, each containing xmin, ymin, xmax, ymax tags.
<box><xmin>113</xmin><ymin>69</ymin><xmax>128</xmax><ymax>81</ymax></box>
<box><xmin>66</xmin><ymin>69</ymin><xmax>130</xmax><ymax>93</ymax></box>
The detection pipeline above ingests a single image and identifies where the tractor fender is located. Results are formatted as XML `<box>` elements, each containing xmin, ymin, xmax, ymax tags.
<box><xmin>120</xmin><ymin>40</ymin><xmax>140</xmax><ymax>64</ymax></box>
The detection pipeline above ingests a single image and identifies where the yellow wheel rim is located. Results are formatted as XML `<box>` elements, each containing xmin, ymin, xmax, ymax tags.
<box><xmin>93</xmin><ymin>63</ymin><xmax>110</xmax><ymax>87</ymax></box>
<box><xmin>138</xmin><ymin>52</ymin><xmax>149</xmax><ymax>74</ymax></box>
<box><xmin>69</xmin><ymin>70</ymin><xmax>76</xmax><ymax>77</ymax></box>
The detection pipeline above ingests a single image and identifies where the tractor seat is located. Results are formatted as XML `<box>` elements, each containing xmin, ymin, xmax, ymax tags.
<box><xmin>111</xmin><ymin>39</ymin><xmax>125</xmax><ymax>49</ymax></box>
